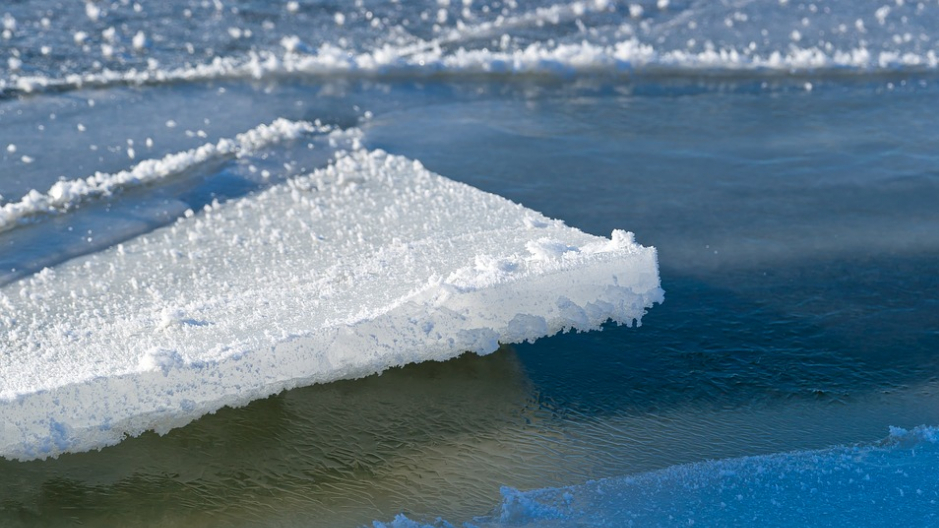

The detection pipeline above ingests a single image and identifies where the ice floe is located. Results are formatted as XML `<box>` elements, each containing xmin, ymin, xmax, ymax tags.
<box><xmin>376</xmin><ymin>425</ymin><xmax>939</xmax><ymax>527</ymax></box>
<box><xmin>0</xmin><ymin>147</ymin><xmax>662</xmax><ymax>460</ymax></box>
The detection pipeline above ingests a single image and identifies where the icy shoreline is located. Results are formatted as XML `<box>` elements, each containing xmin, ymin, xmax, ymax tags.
<box><xmin>5</xmin><ymin>40</ymin><xmax>938</xmax><ymax>98</ymax></box>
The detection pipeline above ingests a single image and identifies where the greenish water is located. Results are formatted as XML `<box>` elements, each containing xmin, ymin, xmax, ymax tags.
<box><xmin>3</xmin><ymin>318</ymin><xmax>938</xmax><ymax>527</ymax></box>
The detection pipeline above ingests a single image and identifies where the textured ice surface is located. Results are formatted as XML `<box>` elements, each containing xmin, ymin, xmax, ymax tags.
<box><xmin>0</xmin><ymin>118</ymin><xmax>329</xmax><ymax>232</ymax></box>
<box><xmin>0</xmin><ymin>148</ymin><xmax>661</xmax><ymax>461</ymax></box>
<box><xmin>376</xmin><ymin>426</ymin><xmax>939</xmax><ymax>527</ymax></box>
<box><xmin>2</xmin><ymin>0</ymin><xmax>939</xmax><ymax>95</ymax></box>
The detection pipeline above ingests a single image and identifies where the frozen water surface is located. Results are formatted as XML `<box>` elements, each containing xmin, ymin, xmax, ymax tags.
<box><xmin>2</xmin><ymin>0</ymin><xmax>939</xmax><ymax>526</ymax></box>
<box><xmin>379</xmin><ymin>426</ymin><xmax>939</xmax><ymax>527</ymax></box>
<box><xmin>0</xmin><ymin>143</ymin><xmax>661</xmax><ymax>460</ymax></box>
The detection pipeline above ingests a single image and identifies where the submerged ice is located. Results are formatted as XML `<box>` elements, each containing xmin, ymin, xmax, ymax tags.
<box><xmin>0</xmin><ymin>147</ymin><xmax>662</xmax><ymax>461</ymax></box>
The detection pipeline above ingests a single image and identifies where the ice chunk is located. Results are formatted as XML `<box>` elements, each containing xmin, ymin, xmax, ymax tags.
<box><xmin>0</xmin><ymin>149</ymin><xmax>662</xmax><ymax>461</ymax></box>
<box><xmin>376</xmin><ymin>426</ymin><xmax>939</xmax><ymax>527</ymax></box>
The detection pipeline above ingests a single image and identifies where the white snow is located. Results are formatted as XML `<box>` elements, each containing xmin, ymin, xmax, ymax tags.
<box><xmin>4</xmin><ymin>10</ymin><xmax>939</xmax><ymax>96</ymax></box>
<box><xmin>2</xmin><ymin>39</ymin><xmax>917</xmax><ymax>96</ymax></box>
<box><xmin>132</xmin><ymin>31</ymin><xmax>148</xmax><ymax>51</ymax></box>
<box><xmin>0</xmin><ymin>148</ymin><xmax>662</xmax><ymax>461</ymax></box>
<box><xmin>0</xmin><ymin>118</ymin><xmax>330</xmax><ymax>233</ymax></box>
<box><xmin>84</xmin><ymin>2</ymin><xmax>101</xmax><ymax>22</ymax></box>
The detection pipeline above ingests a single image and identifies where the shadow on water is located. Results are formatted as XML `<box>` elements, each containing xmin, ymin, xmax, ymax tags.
<box><xmin>0</xmin><ymin>350</ymin><xmax>535</xmax><ymax>527</ymax></box>
<box><xmin>516</xmin><ymin>267</ymin><xmax>939</xmax><ymax>419</ymax></box>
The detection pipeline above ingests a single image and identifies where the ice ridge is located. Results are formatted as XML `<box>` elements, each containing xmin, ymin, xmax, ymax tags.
<box><xmin>0</xmin><ymin>118</ymin><xmax>333</xmax><ymax>234</ymax></box>
<box><xmin>6</xmin><ymin>39</ymin><xmax>938</xmax><ymax>97</ymax></box>
<box><xmin>5</xmin><ymin>26</ymin><xmax>939</xmax><ymax>97</ymax></box>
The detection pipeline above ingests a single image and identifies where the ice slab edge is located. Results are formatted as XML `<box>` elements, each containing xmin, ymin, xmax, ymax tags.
<box><xmin>377</xmin><ymin>426</ymin><xmax>939</xmax><ymax>527</ymax></box>
<box><xmin>0</xmin><ymin>148</ymin><xmax>662</xmax><ymax>461</ymax></box>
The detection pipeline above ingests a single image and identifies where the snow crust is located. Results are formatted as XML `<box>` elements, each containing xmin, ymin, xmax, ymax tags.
<box><xmin>6</xmin><ymin>38</ymin><xmax>937</xmax><ymax>96</ymax></box>
<box><xmin>3</xmin><ymin>0</ymin><xmax>939</xmax><ymax>96</ymax></box>
<box><xmin>0</xmin><ymin>149</ymin><xmax>662</xmax><ymax>461</ymax></box>
<box><xmin>0</xmin><ymin>118</ymin><xmax>330</xmax><ymax>233</ymax></box>
<box><xmin>376</xmin><ymin>426</ymin><xmax>939</xmax><ymax>527</ymax></box>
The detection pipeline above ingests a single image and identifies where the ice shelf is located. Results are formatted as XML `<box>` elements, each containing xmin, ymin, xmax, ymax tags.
<box><xmin>0</xmin><ymin>148</ymin><xmax>661</xmax><ymax>461</ymax></box>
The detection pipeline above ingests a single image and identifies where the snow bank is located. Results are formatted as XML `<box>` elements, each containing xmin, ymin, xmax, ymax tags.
<box><xmin>376</xmin><ymin>426</ymin><xmax>939</xmax><ymax>527</ymax></box>
<box><xmin>0</xmin><ymin>148</ymin><xmax>662</xmax><ymax>461</ymax></box>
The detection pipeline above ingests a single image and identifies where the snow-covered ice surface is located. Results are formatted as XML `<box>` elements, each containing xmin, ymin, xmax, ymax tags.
<box><xmin>1</xmin><ymin>0</ymin><xmax>939</xmax><ymax>95</ymax></box>
<box><xmin>377</xmin><ymin>426</ymin><xmax>939</xmax><ymax>527</ymax></box>
<box><xmin>0</xmin><ymin>118</ymin><xmax>329</xmax><ymax>233</ymax></box>
<box><xmin>0</xmin><ymin>146</ymin><xmax>661</xmax><ymax>460</ymax></box>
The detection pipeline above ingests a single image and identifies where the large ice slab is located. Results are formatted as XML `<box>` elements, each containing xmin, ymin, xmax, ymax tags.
<box><xmin>0</xmin><ymin>148</ymin><xmax>661</xmax><ymax>461</ymax></box>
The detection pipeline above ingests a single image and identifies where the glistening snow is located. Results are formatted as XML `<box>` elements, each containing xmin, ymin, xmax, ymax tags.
<box><xmin>0</xmin><ymin>148</ymin><xmax>662</xmax><ymax>461</ymax></box>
